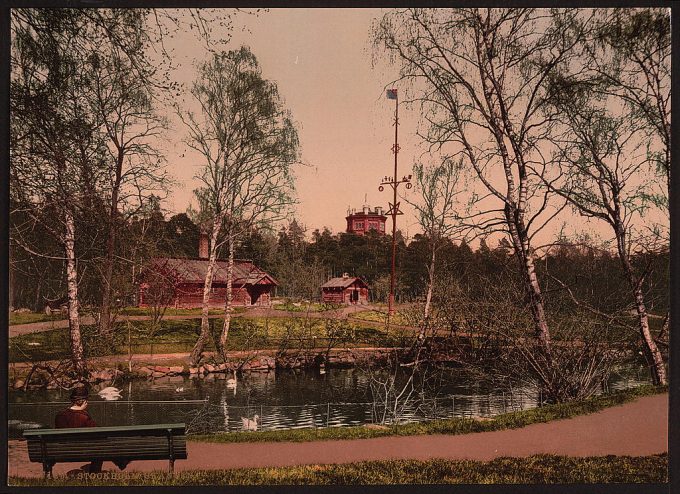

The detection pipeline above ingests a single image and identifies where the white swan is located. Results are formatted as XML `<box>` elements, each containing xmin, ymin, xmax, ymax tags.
<box><xmin>241</xmin><ymin>415</ymin><xmax>259</xmax><ymax>431</ymax></box>
<box><xmin>226</xmin><ymin>370</ymin><xmax>237</xmax><ymax>388</ymax></box>
<box><xmin>175</xmin><ymin>387</ymin><xmax>184</xmax><ymax>393</ymax></box>
<box><xmin>98</xmin><ymin>386</ymin><xmax>122</xmax><ymax>401</ymax></box>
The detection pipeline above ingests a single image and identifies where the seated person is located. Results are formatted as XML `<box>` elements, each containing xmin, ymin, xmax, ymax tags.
<box><xmin>56</xmin><ymin>386</ymin><xmax>102</xmax><ymax>473</ymax></box>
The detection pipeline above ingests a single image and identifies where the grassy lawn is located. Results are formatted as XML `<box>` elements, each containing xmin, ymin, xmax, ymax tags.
<box><xmin>9</xmin><ymin>316</ymin><xmax>410</xmax><ymax>363</ymax></box>
<box><xmin>9</xmin><ymin>454</ymin><xmax>667</xmax><ymax>485</ymax></box>
<box><xmin>350</xmin><ymin>309</ymin><xmax>410</xmax><ymax>326</ymax></box>
<box><xmin>9</xmin><ymin>312</ymin><xmax>67</xmax><ymax>326</ymax></box>
<box><xmin>190</xmin><ymin>384</ymin><xmax>667</xmax><ymax>444</ymax></box>
<box><xmin>119</xmin><ymin>307</ymin><xmax>245</xmax><ymax>316</ymax></box>
<box><xmin>272</xmin><ymin>301</ymin><xmax>342</xmax><ymax>312</ymax></box>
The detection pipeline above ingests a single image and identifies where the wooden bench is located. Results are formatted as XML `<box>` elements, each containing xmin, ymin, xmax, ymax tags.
<box><xmin>24</xmin><ymin>423</ymin><xmax>187</xmax><ymax>478</ymax></box>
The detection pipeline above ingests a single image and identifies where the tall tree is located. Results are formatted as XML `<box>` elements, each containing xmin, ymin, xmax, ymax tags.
<box><xmin>406</xmin><ymin>158</ymin><xmax>463</xmax><ymax>331</ymax></box>
<box><xmin>11</xmin><ymin>10</ymin><xmax>111</xmax><ymax>376</ymax></box>
<box><xmin>86</xmin><ymin>12</ymin><xmax>169</xmax><ymax>338</ymax></box>
<box><xmin>544</xmin><ymin>58</ymin><xmax>668</xmax><ymax>385</ymax></box>
<box><xmin>180</xmin><ymin>47</ymin><xmax>299</xmax><ymax>365</ymax></box>
<box><xmin>373</xmin><ymin>8</ymin><xmax>580</xmax><ymax>353</ymax></box>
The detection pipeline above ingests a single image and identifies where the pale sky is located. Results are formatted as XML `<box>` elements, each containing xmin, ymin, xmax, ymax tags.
<box><xmin>163</xmin><ymin>8</ymin><xmax>424</xmax><ymax>237</ymax></box>
<box><xmin>156</xmin><ymin>8</ymin><xmax>667</xmax><ymax>248</ymax></box>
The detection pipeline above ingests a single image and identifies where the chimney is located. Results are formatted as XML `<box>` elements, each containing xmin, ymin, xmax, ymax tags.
<box><xmin>199</xmin><ymin>231</ymin><xmax>209</xmax><ymax>259</ymax></box>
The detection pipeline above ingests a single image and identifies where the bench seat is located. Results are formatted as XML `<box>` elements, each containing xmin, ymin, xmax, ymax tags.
<box><xmin>24</xmin><ymin>423</ymin><xmax>187</xmax><ymax>478</ymax></box>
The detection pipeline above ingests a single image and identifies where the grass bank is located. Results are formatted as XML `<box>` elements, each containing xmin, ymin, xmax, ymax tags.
<box><xmin>191</xmin><ymin>384</ymin><xmax>666</xmax><ymax>444</ymax></box>
<box><xmin>9</xmin><ymin>317</ymin><xmax>411</xmax><ymax>363</ymax></box>
<box><xmin>9</xmin><ymin>312</ymin><xmax>69</xmax><ymax>326</ymax></box>
<box><xmin>9</xmin><ymin>454</ymin><xmax>667</xmax><ymax>485</ymax></box>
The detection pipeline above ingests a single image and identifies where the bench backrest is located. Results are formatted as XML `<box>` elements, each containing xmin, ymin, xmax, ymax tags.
<box><xmin>24</xmin><ymin>424</ymin><xmax>187</xmax><ymax>463</ymax></box>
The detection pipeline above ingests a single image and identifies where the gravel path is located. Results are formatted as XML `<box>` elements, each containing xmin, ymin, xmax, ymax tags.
<box><xmin>7</xmin><ymin>393</ymin><xmax>668</xmax><ymax>478</ymax></box>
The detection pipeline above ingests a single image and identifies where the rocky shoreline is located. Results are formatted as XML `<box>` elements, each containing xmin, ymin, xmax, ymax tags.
<box><xmin>8</xmin><ymin>347</ymin><xmax>408</xmax><ymax>391</ymax></box>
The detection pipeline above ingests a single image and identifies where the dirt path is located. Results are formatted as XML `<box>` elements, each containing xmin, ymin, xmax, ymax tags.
<box><xmin>7</xmin><ymin>393</ymin><xmax>667</xmax><ymax>478</ymax></box>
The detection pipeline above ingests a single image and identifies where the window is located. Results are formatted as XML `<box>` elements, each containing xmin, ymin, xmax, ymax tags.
<box><xmin>368</xmin><ymin>222</ymin><xmax>378</xmax><ymax>230</ymax></box>
<box><xmin>380</xmin><ymin>223</ymin><xmax>385</xmax><ymax>231</ymax></box>
<box><xmin>354</xmin><ymin>221</ymin><xmax>364</xmax><ymax>230</ymax></box>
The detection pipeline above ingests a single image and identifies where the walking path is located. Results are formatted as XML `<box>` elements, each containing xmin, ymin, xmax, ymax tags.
<box><xmin>7</xmin><ymin>393</ymin><xmax>668</xmax><ymax>478</ymax></box>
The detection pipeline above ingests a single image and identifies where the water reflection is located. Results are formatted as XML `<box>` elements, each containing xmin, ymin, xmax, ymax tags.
<box><xmin>8</xmin><ymin>365</ymin><xmax>650</xmax><ymax>436</ymax></box>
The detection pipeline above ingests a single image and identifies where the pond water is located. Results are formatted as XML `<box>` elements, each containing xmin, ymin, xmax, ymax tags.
<box><xmin>8</xmin><ymin>364</ymin><xmax>650</xmax><ymax>437</ymax></box>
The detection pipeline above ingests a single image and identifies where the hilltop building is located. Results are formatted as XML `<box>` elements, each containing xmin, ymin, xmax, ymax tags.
<box><xmin>346</xmin><ymin>204</ymin><xmax>387</xmax><ymax>235</ymax></box>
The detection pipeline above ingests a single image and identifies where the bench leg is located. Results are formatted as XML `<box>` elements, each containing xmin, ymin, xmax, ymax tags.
<box><xmin>42</xmin><ymin>462</ymin><xmax>53</xmax><ymax>479</ymax></box>
<box><xmin>169</xmin><ymin>459</ymin><xmax>174</xmax><ymax>476</ymax></box>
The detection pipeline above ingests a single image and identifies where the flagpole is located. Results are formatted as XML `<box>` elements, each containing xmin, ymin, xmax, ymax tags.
<box><xmin>379</xmin><ymin>89</ymin><xmax>411</xmax><ymax>319</ymax></box>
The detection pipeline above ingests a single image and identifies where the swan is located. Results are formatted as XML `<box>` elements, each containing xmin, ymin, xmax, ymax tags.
<box><xmin>98</xmin><ymin>386</ymin><xmax>122</xmax><ymax>401</ymax></box>
<box><xmin>241</xmin><ymin>414</ymin><xmax>259</xmax><ymax>431</ymax></box>
<box><xmin>226</xmin><ymin>370</ymin><xmax>237</xmax><ymax>388</ymax></box>
<box><xmin>175</xmin><ymin>387</ymin><xmax>184</xmax><ymax>393</ymax></box>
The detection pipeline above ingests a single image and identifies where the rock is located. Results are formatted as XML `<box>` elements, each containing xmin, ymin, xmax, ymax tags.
<box><xmin>198</xmin><ymin>366</ymin><xmax>205</xmax><ymax>374</ymax></box>
<box><xmin>138</xmin><ymin>367</ymin><xmax>154</xmax><ymax>376</ymax></box>
<box><xmin>168</xmin><ymin>366</ymin><xmax>184</xmax><ymax>375</ymax></box>
<box><xmin>13</xmin><ymin>379</ymin><xmax>25</xmax><ymax>390</ymax></box>
<box><xmin>151</xmin><ymin>366</ymin><xmax>171</xmax><ymax>374</ymax></box>
<box><xmin>189</xmin><ymin>367</ymin><xmax>200</xmax><ymax>374</ymax></box>
<box><xmin>151</xmin><ymin>371</ymin><xmax>165</xmax><ymax>378</ymax></box>
<box><xmin>204</xmin><ymin>364</ymin><xmax>215</xmax><ymax>373</ymax></box>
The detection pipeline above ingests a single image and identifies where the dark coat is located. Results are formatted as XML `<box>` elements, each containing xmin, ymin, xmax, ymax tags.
<box><xmin>55</xmin><ymin>408</ymin><xmax>97</xmax><ymax>428</ymax></box>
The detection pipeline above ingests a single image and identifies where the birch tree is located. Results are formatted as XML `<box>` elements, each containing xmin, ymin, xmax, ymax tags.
<box><xmin>373</xmin><ymin>9</ymin><xmax>581</xmax><ymax>354</ymax></box>
<box><xmin>180</xmin><ymin>47</ymin><xmax>299</xmax><ymax>365</ymax></box>
<box><xmin>543</xmin><ymin>68</ymin><xmax>667</xmax><ymax>385</ymax></box>
<box><xmin>11</xmin><ymin>10</ymin><xmax>110</xmax><ymax>377</ymax></box>
<box><xmin>406</xmin><ymin>158</ymin><xmax>464</xmax><ymax>337</ymax></box>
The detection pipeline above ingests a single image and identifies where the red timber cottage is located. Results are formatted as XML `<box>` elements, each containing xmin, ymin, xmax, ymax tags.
<box><xmin>138</xmin><ymin>233</ymin><xmax>278</xmax><ymax>308</ymax></box>
<box><xmin>321</xmin><ymin>273</ymin><xmax>369</xmax><ymax>305</ymax></box>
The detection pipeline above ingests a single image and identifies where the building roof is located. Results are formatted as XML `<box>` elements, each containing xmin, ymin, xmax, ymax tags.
<box><xmin>321</xmin><ymin>276</ymin><xmax>368</xmax><ymax>289</ymax></box>
<box><xmin>145</xmin><ymin>258</ymin><xmax>278</xmax><ymax>286</ymax></box>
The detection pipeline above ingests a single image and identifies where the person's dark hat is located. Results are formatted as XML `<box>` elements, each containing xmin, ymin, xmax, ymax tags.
<box><xmin>70</xmin><ymin>386</ymin><xmax>89</xmax><ymax>401</ymax></box>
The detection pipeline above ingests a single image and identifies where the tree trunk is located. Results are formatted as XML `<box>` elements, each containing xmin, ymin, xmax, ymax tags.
<box><xmin>506</xmin><ymin>207</ymin><xmax>551</xmax><ymax>353</ymax></box>
<box><xmin>219</xmin><ymin>235</ymin><xmax>235</xmax><ymax>356</ymax></box>
<box><xmin>64</xmin><ymin>210</ymin><xmax>86</xmax><ymax>377</ymax></box>
<box><xmin>615</xmin><ymin>226</ymin><xmax>667</xmax><ymax>385</ymax></box>
<box><xmin>99</xmin><ymin>154</ymin><xmax>123</xmax><ymax>338</ymax></box>
<box><xmin>189</xmin><ymin>218</ymin><xmax>222</xmax><ymax>367</ymax></box>
<box><xmin>418</xmin><ymin>244</ymin><xmax>436</xmax><ymax>344</ymax></box>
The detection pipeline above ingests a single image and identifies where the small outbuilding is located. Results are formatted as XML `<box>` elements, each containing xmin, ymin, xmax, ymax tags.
<box><xmin>321</xmin><ymin>274</ymin><xmax>369</xmax><ymax>305</ymax></box>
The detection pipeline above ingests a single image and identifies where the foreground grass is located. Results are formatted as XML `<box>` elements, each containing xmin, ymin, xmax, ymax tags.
<box><xmin>9</xmin><ymin>454</ymin><xmax>667</xmax><ymax>485</ymax></box>
<box><xmin>191</xmin><ymin>384</ymin><xmax>666</xmax><ymax>444</ymax></box>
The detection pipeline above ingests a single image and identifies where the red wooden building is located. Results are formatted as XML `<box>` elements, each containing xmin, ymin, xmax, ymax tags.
<box><xmin>346</xmin><ymin>204</ymin><xmax>387</xmax><ymax>235</ymax></box>
<box><xmin>321</xmin><ymin>274</ymin><xmax>369</xmax><ymax>305</ymax></box>
<box><xmin>138</xmin><ymin>257</ymin><xmax>278</xmax><ymax>309</ymax></box>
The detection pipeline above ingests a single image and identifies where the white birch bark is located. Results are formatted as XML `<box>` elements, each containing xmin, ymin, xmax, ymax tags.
<box><xmin>190</xmin><ymin>216</ymin><xmax>223</xmax><ymax>366</ymax></box>
<box><xmin>64</xmin><ymin>210</ymin><xmax>86</xmax><ymax>377</ymax></box>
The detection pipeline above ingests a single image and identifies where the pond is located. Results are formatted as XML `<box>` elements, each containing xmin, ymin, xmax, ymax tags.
<box><xmin>8</xmin><ymin>364</ymin><xmax>650</xmax><ymax>437</ymax></box>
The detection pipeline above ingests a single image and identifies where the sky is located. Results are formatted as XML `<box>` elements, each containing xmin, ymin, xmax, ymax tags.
<box><xmin>162</xmin><ymin>8</ymin><xmax>425</xmax><ymax>238</ymax></box>
<box><xmin>156</xmin><ymin>8</ymin><xmax>668</xmax><ymax>248</ymax></box>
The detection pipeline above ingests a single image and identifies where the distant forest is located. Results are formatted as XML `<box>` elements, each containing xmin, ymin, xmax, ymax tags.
<box><xmin>10</xmin><ymin>204</ymin><xmax>669</xmax><ymax>319</ymax></box>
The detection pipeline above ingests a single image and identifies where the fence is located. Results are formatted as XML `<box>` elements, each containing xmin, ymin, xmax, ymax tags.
<box><xmin>9</xmin><ymin>390</ymin><xmax>540</xmax><ymax>436</ymax></box>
